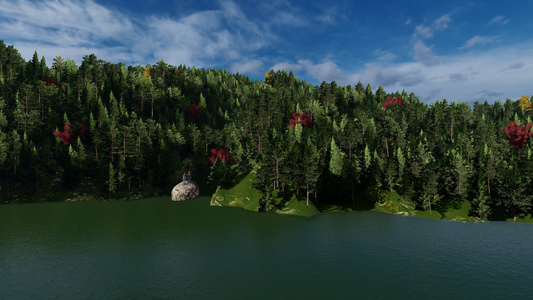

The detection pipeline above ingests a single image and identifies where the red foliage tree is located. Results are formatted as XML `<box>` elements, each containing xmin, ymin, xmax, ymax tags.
<box><xmin>383</xmin><ymin>96</ymin><xmax>403</xmax><ymax>109</ymax></box>
<box><xmin>189</xmin><ymin>104</ymin><xmax>200</xmax><ymax>120</ymax></box>
<box><xmin>177</xmin><ymin>69</ymin><xmax>184</xmax><ymax>75</ymax></box>
<box><xmin>53</xmin><ymin>124</ymin><xmax>87</xmax><ymax>145</ymax></box>
<box><xmin>504</xmin><ymin>122</ymin><xmax>533</xmax><ymax>150</ymax></box>
<box><xmin>286</xmin><ymin>112</ymin><xmax>312</xmax><ymax>129</ymax></box>
<box><xmin>40</xmin><ymin>78</ymin><xmax>60</xmax><ymax>87</ymax></box>
<box><xmin>208</xmin><ymin>148</ymin><xmax>231</xmax><ymax>165</ymax></box>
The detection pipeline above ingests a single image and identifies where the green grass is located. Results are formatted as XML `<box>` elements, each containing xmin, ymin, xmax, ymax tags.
<box><xmin>319</xmin><ymin>203</ymin><xmax>355</xmax><ymax>213</ymax></box>
<box><xmin>210</xmin><ymin>167</ymin><xmax>319</xmax><ymax>216</ymax></box>
<box><xmin>364</xmin><ymin>192</ymin><xmax>482</xmax><ymax>222</ymax></box>
<box><xmin>415</xmin><ymin>209</ymin><xmax>444</xmax><ymax>220</ymax></box>
<box><xmin>504</xmin><ymin>214</ymin><xmax>533</xmax><ymax>223</ymax></box>
<box><xmin>440</xmin><ymin>199</ymin><xmax>477</xmax><ymax>221</ymax></box>
<box><xmin>415</xmin><ymin>198</ymin><xmax>481</xmax><ymax>222</ymax></box>
<box><xmin>371</xmin><ymin>192</ymin><xmax>417</xmax><ymax>217</ymax></box>
<box><xmin>210</xmin><ymin>171</ymin><xmax>262</xmax><ymax>212</ymax></box>
<box><xmin>277</xmin><ymin>194</ymin><xmax>320</xmax><ymax>216</ymax></box>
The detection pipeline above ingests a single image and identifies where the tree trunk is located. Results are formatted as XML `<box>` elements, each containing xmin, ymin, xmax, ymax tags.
<box><xmin>450</xmin><ymin>116</ymin><xmax>454</xmax><ymax>142</ymax></box>
<box><xmin>258</xmin><ymin>134</ymin><xmax>261</xmax><ymax>154</ymax></box>
<box><xmin>389</xmin><ymin>171</ymin><xmax>392</xmax><ymax>192</ymax></box>
<box><xmin>306</xmin><ymin>181</ymin><xmax>309</xmax><ymax>207</ymax></box>
<box><xmin>351</xmin><ymin>186</ymin><xmax>355</xmax><ymax>207</ymax></box>
<box><xmin>275</xmin><ymin>158</ymin><xmax>279</xmax><ymax>189</ymax></box>
<box><xmin>385</xmin><ymin>138</ymin><xmax>389</xmax><ymax>157</ymax></box>
<box><xmin>111</xmin><ymin>136</ymin><xmax>114</xmax><ymax>162</ymax></box>
<box><xmin>151</xmin><ymin>93</ymin><xmax>154</xmax><ymax>118</ymax></box>
<box><xmin>140</xmin><ymin>94</ymin><xmax>144</xmax><ymax>116</ymax></box>
<box><xmin>38</xmin><ymin>88</ymin><xmax>42</xmax><ymax>120</ymax></box>
<box><xmin>24</xmin><ymin>92</ymin><xmax>28</xmax><ymax>114</ymax></box>
<box><xmin>123</xmin><ymin>132</ymin><xmax>126</xmax><ymax>163</ymax></box>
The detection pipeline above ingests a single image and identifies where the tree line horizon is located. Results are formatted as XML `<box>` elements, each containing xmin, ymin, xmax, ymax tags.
<box><xmin>1</xmin><ymin>41</ymin><xmax>532</xmax><ymax>221</ymax></box>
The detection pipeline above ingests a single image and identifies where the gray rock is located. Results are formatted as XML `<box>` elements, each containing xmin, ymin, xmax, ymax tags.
<box><xmin>171</xmin><ymin>181</ymin><xmax>200</xmax><ymax>201</ymax></box>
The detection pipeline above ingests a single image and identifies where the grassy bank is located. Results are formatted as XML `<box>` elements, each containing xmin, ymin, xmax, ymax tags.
<box><xmin>210</xmin><ymin>168</ymin><xmax>319</xmax><ymax>216</ymax></box>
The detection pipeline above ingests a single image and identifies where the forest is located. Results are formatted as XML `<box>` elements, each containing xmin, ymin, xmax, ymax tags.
<box><xmin>0</xmin><ymin>41</ymin><xmax>532</xmax><ymax>221</ymax></box>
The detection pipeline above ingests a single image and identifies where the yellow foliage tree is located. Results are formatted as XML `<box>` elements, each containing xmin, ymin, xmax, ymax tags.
<box><xmin>264</xmin><ymin>70</ymin><xmax>272</xmax><ymax>84</ymax></box>
<box><xmin>144</xmin><ymin>65</ymin><xmax>151</xmax><ymax>80</ymax></box>
<box><xmin>518</xmin><ymin>95</ymin><xmax>532</xmax><ymax>111</ymax></box>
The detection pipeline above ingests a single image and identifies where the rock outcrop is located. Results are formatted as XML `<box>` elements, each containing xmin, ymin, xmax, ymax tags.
<box><xmin>171</xmin><ymin>181</ymin><xmax>200</xmax><ymax>201</ymax></box>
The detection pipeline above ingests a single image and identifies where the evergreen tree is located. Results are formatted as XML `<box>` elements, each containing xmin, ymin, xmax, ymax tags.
<box><xmin>329</xmin><ymin>137</ymin><xmax>343</xmax><ymax>176</ymax></box>
<box><xmin>107</xmin><ymin>162</ymin><xmax>117</xmax><ymax>194</ymax></box>
<box><xmin>10</xmin><ymin>130</ymin><xmax>21</xmax><ymax>175</ymax></box>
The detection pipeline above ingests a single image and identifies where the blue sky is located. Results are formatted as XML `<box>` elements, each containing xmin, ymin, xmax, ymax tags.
<box><xmin>0</xmin><ymin>0</ymin><xmax>531</xmax><ymax>104</ymax></box>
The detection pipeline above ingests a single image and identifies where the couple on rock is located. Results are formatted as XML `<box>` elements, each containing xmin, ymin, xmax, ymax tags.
<box><xmin>182</xmin><ymin>171</ymin><xmax>191</xmax><ymax>184</ymax></box>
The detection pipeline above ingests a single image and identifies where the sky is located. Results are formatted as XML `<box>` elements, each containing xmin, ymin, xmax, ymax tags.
<box><xmin>0</xmin><ymin>0</ymin><xmax>532</xmax><ymax>105</ymax></box>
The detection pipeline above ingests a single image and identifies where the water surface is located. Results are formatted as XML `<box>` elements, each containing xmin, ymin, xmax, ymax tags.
<box><xmin>1</xmin><ymin>196</ymin><xmax>532</xmax><ymax>299</ymax></box>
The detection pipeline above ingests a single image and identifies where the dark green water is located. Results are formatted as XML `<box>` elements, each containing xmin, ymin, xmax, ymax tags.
<box><xmin>1</xmin><ymin>196</ymin><xmax>532</xmax><ymax>299</ymax></box>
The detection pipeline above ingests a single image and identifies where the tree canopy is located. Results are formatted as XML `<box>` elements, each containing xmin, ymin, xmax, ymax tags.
<box><xmin>0</xmin><ymin>41</ymin><xmax>532</xmax><ymax>221</ymax></box>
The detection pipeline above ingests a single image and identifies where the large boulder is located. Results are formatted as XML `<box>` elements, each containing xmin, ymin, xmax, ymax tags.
<box><xmin>171</xmin><ymin>181</ymin><xmax>200</xmax><ymax>201</ymax></box>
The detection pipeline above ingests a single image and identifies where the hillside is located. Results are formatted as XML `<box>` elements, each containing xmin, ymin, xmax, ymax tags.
<box><xmin>0</xmin><ymin>41</ymin><xmax>532</xmax><ymax>221</ymax></box>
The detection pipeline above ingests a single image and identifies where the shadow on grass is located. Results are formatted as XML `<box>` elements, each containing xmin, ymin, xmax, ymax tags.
<box><xmin>317</xmin><ymin>195</ymin><xmax>375</xmax><ymax>213</ymax></box>
<box><xmin>435</xmin><ymin>196</ymin><xmax>465</xmax><ymax>219</ymax></box>
<box><xmin>489</xmin><ymin>205</ymin><xmax>533</xmax><ymax>223</ymax></box>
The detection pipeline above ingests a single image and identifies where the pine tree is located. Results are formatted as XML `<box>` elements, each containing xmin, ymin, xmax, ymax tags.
<box><xmin>199</xmin><ymin>93</ymin><xmax>207</xmax><ymax>109</ymax></box>
<box><xmin>303</xmin><ymin>137</ymin><xmax>320</xmax><ymax>207</ymax></box>
<box><xmin>329</xmin><ymin>138</ymin><xmax>344</xmax><ymax>176</ymax></box>
<box><xmin>107</xmin><ymin>162</ymin><xmax>117</xmax><ymax>194</ymax></box>
<box><xmin>0</xmin><ymin>129</ymin><xmax>7</xmax><ymax>165</ymax></box>
<box><xmin>452</xmin><ymin>149</ymin><xmax>471</xmax><ymax>196</ymax></box>
<box><xmin>10</xmin><ymin>130</ymin><xmax>21</xmax><ymax>174</ymax></box>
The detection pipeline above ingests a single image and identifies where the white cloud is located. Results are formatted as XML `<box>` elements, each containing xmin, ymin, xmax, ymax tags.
<box><xmin>274</xmin><ymin>11</ymin><xmax>308</xmax><ymax>27</ymax></box>
<box><xmin>0</xmin><ymin>0</ymin><xmax>276</xmax><ymax>70</ymax></box>
<box><xmin>413</xmin><ymin>40</ymin><xmax>439</xmax><ymax>66</ymax></box>
<box><xmin>298</xmin><ymin>59</ymin><xmax>350</xmax><ymax>83</ymax></box>
<box><xmin>414</xmin><ymin>25</ymin><xmax>434</xmax><ymax>39</ymax></box>
<box><xmin>276</xmin><ymin>43</ymin><xmax>532</xmax><ymax>104</ymax></box>
<box><xmin>270</xmin><ymin>62</ymin><xmax>303</xmax><ymax>72</ymax></box>
<box><xmin>231</xmin><ymin>59</ymin><xmax>264</xmax><ymax>75</ymax></box>
<box><xmin>316</xmin><ymin>7</ymin><xmax>340</xmax><ymax>25</ymax></box>
<box><xmin>374</xmin><ymin>49</ymin><xmax>397</xmax><ymax>61</ymax></box>
<box><xmin>413</xmin><ymin>14</ymin><xmax>451</xmax><ymax>40</ymax></box>
<box><xmin>488</xmin><ymin>15</ymin><xmax>509</xmax><ymax>25</ymax></box>
<box><xmin>0</xmin><ymin>0</ymin><xmax>133</xmax><ymax>43</ymax></box>
<box><xmin>461</xmin><ymin>35</ymin><xmax>498</xmax><ymax>49</ymax></box>
<box><xmin>434</xmin><ymin>14</ymin><xmax>451</xmax><ymax>30</ymax></box>
<box><xmin>409</xmin><ymin>14</ymin><xmax>451</xmax><ymax>67</ymax></box>
<box><xmin>0</xmin><ymin>0</ymin><xmax>530</xmax><ymax>106</ymax></box>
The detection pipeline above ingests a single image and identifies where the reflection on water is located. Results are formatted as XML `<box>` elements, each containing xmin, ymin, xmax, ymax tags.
<box><xmin>1</xmin><ymin>196</ymin><xmax>532</xmax><ymax>299</ymax></box>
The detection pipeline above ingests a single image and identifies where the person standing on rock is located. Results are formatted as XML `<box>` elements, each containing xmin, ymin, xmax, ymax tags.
<box><xmin>183</xmin><ymin>173</ymin><xmax>187</xmax><ymax>183</ymax></box>
<box><xmin>187</xmin><ymin>171</ymin><xmax>191</xmax><ymax>184</ymax></box>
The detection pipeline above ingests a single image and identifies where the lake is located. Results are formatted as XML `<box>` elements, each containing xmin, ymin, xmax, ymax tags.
<box><xmin>1</xmin><ymin>196</ymin><xmax>532</xmax><ymax>299</ymax></box>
